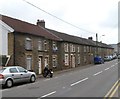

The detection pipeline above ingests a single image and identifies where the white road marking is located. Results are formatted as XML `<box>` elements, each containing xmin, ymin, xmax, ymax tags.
<box><xmin>41</xmin><ymin>91</ymin><xmax>56</xmax><ymax>98</ymax></box>
<box><xmin>105</xmin><ymin>68</ymin><xmax>110</xmax><ymax>71</ymax></box>
<box><xmin>110</xmin><ymin>65</ymin><xmax>115</xmax><ymax>68</ymax></box>
<box><xmin>70</xmin><ymin>77</ymin><xmax>88</xmax><ymax>86</ymax></box>
<box><xmin>93</xmin><ymin>71</ymin><xmax>103</xmax><ymax>76</ymax></box>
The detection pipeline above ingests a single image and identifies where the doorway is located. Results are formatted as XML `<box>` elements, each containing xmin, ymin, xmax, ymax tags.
<box><xmin>38</xmin><ymin>56</ymin><xmax>42</xmax><ymax>74</ymax></box>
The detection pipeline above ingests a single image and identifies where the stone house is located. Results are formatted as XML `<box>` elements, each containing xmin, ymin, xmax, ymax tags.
<box><xmin>0</xmin><ymin>14</ymin><xmax>114</xmax><ymax>74</ymax></box>
<box><xmin>47</xmin><ymin>29</ymin><xmax>114</xmax><ymax>70</ymax></box>
<box><xmin>0</xmin><ymin>15</ymin><xmax>61</xmax><ymax>74</ymax></box>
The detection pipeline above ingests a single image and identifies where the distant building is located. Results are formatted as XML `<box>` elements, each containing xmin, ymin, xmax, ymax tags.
<box><xmin>118</xmin><ymin>42</ymin><xmax>120</xmax><ymax>55</ymax></box>
<box><xmin>109</xmin><ymin>44</ymin><xmax>118</xmax><ymax>54</ymax></box>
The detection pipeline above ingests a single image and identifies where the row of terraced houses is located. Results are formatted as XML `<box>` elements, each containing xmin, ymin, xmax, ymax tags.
<box><xmin>0</xmin><ymin>14</ymin><xmax>113</xmax><ymax>74</ymax></box>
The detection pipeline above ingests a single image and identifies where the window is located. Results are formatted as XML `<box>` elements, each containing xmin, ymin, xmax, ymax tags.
<box><xmin>26</xmin><ymin>55</ymin><xmax>32</xmax><ymax>70</ymax></box>
<box><xmin>87</xmin><ymin>46</ymin><xmax>89</xmax><ymax>52</ymax></box>
<box><xmin>64</xmin><ymin>43</ymin><xmax>69</xmax><ymax>52</ymax></box>
<box><xmin>73</xmin><ymin>45</ymin><xmax>75</xmax><ymax>52</ymax></box>
<box><xmin>70</xmin><ymin>44</ymin><xmax>75</xmax><ymax>52</ymax></box>
<box><xmin>38</xmin><ymin>40</ymin><xmax>42</xmax><ymax>51</ymax></box>
<box><xmin>78</xmin><ymin>46</ymin><xmax>80</xmax><ymax>53</ymax></box>
<box><xmin>84</xmin><ymin>46</ymin><xmax>87</xmax><ymax>52</ymax></box>
<box><xmin>44</xmin><ymin>40</ymin><xmax>48</xmax><ymax>51</ymax></box>
<box><xmin>52</xmin><ymin>55</ymin><xmax>57</xmax><ymax>67</ymax></box>
<box><xmin>90</xmin><ymin>46</ymin><xmax>92</xmax><ymax>52</ymax></box>
<box><xmin>9</xmin><ymin>68</ymin><xmax>18</xmax><ymax>73</ymax></box>
<box><xmin>25</xmin><ymin>37</ymin><xmax>32</xmax><ymax>50</ymax></box>
<box><xmin>78</xmin><ymin>54</ymin><xmax>81</xmax><ymax>64</ymax></box>
<box><xmin>53</xmin><ymin>41</ymin><xmax>58</xmax><ymax>52</ymax></box>
<box><xmin>17</xmin><ymin>67</ymin><xmax>26</xmax><ymax>72</ymax></box>
<box><xmin>64</xmin><ymin>54</ymin><xmax>69</xmax><ymax>66</ymax></box>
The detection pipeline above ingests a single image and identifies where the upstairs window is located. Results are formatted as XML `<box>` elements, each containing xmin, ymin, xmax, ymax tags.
<box><xmin>64</xmin><ymin>43</ymin><xmax>69</xmax><ymax>52</ymax></box>
<box><xmin>70</xmin><ymin>44</ymin><xmax>75</xmax><ymax>52</ymax></box>
<box><xmin>25</xmin><ymin>37</ymin><xmax>32</xmax><ymax>50</ymax></box>
<box><xmin>78</xmin><ymin>46</ymin><xmax>80</xmax><ymax>53</ymax></box>
<box><xmin>44</xmin><ymin>40</ymin><xmax>49</xmax><ymax>51</ymax></box>
<box><xmin>53</xmin><ymin>41</ymin><xmax>58</xmax><ymax>52</ymax></box>
<box><xmin>87</xmin><ymin>46</ymin><xmax>90</xmax><ymax>52</ymax></box>
<box><xmin>38</xmin><ymin>40</ymin><xmax>42</xmax><ymax>51</ymax></box>
<box><xmin>84</xmin><ymin>46</ymin><xmax>87</xmax><ymax>52</ymax></box>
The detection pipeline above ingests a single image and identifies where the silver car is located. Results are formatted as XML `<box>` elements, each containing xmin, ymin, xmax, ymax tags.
<box><xmin>0</xmin><ymin>66</ymin><xmax>37</xmax><ymax>88</ymax></box>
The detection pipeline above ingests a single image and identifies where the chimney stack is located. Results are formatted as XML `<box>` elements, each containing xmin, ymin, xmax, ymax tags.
<box><xmin>88</xmin><ymin>37</ymin><xmax>93</xmax><ymax>40</ymax></box>
<box><xmin>37</xmin><ymin>19</ymin><xmax>45</xmax><ymax>28</ymax></box>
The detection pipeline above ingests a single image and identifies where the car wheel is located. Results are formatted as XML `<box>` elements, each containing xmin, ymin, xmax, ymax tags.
<box><xmin>30</xmin><ymin>75</ymin><xmax>36</xmax><ymax>83</ymax></box>
<box><xmin>6</xmin><ymin>79</ymin><xmax>13</xmax><ymax>88</ymax></box>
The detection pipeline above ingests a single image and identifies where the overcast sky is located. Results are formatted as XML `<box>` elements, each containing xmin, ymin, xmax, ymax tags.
<box><xmin>0</xmin><ymin>0</ymin><xmax>119</xmax><ymax>44</ymax></box>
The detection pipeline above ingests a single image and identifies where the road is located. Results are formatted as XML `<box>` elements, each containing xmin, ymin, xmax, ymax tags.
<box><xmin>1</xmin><ymin>59</ymin><xmax>119</xmax><ymax>98</ymax></box>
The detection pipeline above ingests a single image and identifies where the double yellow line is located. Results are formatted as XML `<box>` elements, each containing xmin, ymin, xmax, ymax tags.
<box><xmin>104</xmin><ymin>79</ymin><xmax>120</xmax><ymax>99</ymax></box>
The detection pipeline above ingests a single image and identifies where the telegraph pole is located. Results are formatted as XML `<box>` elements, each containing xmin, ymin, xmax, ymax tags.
<box><xmin>96</xmin><ymin>33</ymin><xmax>98</xmax><ymax>56</ymax></box>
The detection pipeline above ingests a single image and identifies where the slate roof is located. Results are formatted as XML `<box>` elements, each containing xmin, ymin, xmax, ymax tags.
<box><xmin>0</xmin><ymin>14</ymin><xmax>113</xmax><ymax>49</ymax></box>
<box><xmin>47</xmin><ymin>29</ymin><xmax>86</xmax><ymax>45</ymax></box>
<box><xmin>0</xmin><ymin>14</ymin><xmax>61</xmax><ymax>41</ymax></box>
<box><xmin>47</xmin><ymin>29</ymin><xmax>113</xmax><ymax>49</ymax></box>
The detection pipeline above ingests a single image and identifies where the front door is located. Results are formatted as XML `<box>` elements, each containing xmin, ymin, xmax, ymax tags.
<box><xmin>44</xmin><ymin>57</ymin><xmax>49</xmax><ymax>67</ymax></box>
<box><xmin>71</xmin><ymin>54</ymin><xmax>75</xmax><ymax>68</ymax></box>
<box><xmin>38</xmin><ymin>56</ymin><xmax>42</xmax><ymax>74</ymax></box>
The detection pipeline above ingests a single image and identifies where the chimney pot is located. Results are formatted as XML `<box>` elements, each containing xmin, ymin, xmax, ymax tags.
<box><xmin>37</xmin><ymin>19</ymin><xmax>45</xmax><ymax>28</ymax></box>
<box><xmin>88</xmin><ymin>37</ymin><xmax>93</xmax><ymax>40</ymax></box>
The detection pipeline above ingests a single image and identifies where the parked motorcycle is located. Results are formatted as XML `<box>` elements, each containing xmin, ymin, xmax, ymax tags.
<box><xmin>43</xmin><ymin>68</ymin><xmax>53</xmax><ymax>78</ymax></box>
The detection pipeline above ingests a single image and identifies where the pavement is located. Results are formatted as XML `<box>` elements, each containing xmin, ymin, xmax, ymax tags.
<box><xmin>36</xmin><ymin>64</ymin><xmax>93</xmax><ymax>79</ymax></box>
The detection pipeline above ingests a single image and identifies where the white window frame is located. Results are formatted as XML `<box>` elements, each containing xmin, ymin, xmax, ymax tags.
<box><xmin>84</xmin><ymin>46</ymin><xmax>87</xmax><ymax>52</ymax></box>
<box><xmin>26</xmin><ymin>55</ymin><xmax>32</xmax><ymax>70</ymax></box>
<box><xmin>53</xmin><ymin>41</ymin><xmax>58</xmax><ymax>51</ymax></box>
<box><xmin>78</xmin><ymin>54</ymin><xmax>81</xmax><ymax>64</ymax></box>
<box><xmin>38</xmin><ymin>40</ymin><xmax>42</xmax><ymax>51</ymax></box>
<box><xmin>25</xmin><ymin>37</ymin><xmax>32</xmax><ymax>50</ymax></box>
<box><xmin>64</xmin><ymin>54</ymin><xmax>69</xmax><ymax>66</ymax></box>
<box><xmin>44</xmin><ymin>40</ymin><xmax>48</xmax><ymax>51</ymax></box>
<box><xmin>78</xmin><ymin>46</ymin><xmax>80</xmax><ymax>53</ymax></box>
<box><xmin>70</xmin><ymin>44</ymin><xmax>75</xmax><ymax>52</ymax></box>
<box><xmin>52</xmin><ymin>55</ymin><xmax>57</xmax><ymax>68</ymax></box>
<box><xmin>64</xmin><ymin>43</ymin><xmax>69</xmax><ymax>52</ymax></box>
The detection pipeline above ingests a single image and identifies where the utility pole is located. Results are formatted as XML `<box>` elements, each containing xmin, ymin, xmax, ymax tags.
<box><xmin>96</xmin><ymin>33</ymin><xmax>98</xmax><ymax>56</ymax></box>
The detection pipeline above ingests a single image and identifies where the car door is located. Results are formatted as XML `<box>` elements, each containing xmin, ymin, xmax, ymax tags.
<box><xmin>17</xmin><ymin>67</ymin><xmax>30</xmax><ymax>82</ymax></box>
<box><xmin>9</xmin><ymin>68</ymin><xmax>21</xmax><ymax>83</ymax></box>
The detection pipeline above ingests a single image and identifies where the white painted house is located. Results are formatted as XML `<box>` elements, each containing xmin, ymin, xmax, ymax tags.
<box><xmin>0</xmin><ymin>20</ymin><xmax>14</xmax><ymax>55</ymax></box>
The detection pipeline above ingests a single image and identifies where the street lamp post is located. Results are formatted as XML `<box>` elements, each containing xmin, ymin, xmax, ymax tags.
<box><xmin>96</xmin><ymin>34</ymin><xmax>105</xmax><ymax>56</ymax></box>
<box><xmin>99</xmin><ymin>35</ymin><xmax>105</xmax><ymax>42</ymax></box>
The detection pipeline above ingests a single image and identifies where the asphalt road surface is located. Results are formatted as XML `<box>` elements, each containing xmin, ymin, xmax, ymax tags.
<box><xmin>1</xmin><ymin>59</ymin><xmax>119</xmax><ymax>98</ymax></box>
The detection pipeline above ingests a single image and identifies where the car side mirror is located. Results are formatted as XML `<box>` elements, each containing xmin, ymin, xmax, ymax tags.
<box><xmin>24</xmin><ymin>70</ymin><xmax>28</xmax><ymax>73</ymax></box>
